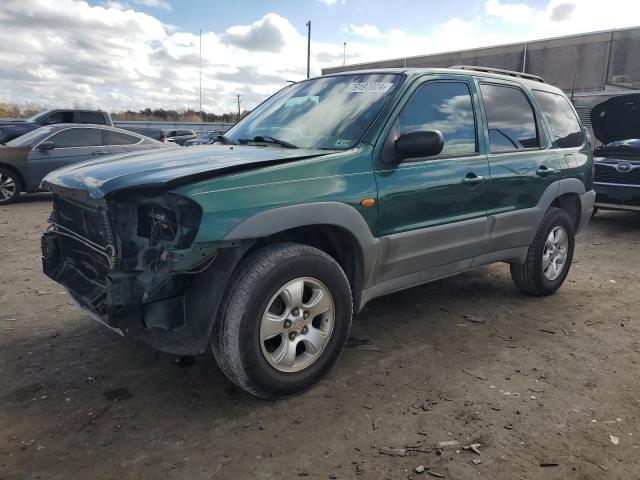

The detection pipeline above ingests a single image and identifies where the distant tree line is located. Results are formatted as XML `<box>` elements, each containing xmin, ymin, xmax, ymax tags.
<box><xmin>0</xmin><ymin>103</ymin><xmax>250</xmax><ymax>123</ymax></box>
<box><xmin>112</xmin><ymin>108</ymin><xmax>251</xmax><ymax>123</ymax></box>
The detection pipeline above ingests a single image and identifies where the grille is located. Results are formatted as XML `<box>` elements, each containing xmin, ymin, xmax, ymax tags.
<box><xmin>594</xmin><ymin>164</ymin><xmax>640</xmax><ymax>185</ymax></box>
<box><xmin>52</xmin><ymin>195</ymin><xmax>114</xmax><ymax>249</ymax></box>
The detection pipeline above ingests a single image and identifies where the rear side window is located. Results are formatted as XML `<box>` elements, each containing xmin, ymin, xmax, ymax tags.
<box><xmin>50</xmin><ymin>128</ymin><xmax>103</xmax><ymax>148</ymax></box>
<box><xmin>532</xmin><ymin>90</ymin><xmax>583</xmax><ymax>148</ymax></box>
<box><xmin>77</xmin><ymin>112</ymin><xmax>107</xmax><ymax>125</ymax></box>
<box><xmin>398</xmin><ymin>81</ymin><xmax>477</xmax><ymax>156</ymax></box>
<box><xmin>105</xmin><ymin>130</ymin><xmax>140</xmax><ymax>145</ymax></box>
<box><xmin>480</xmin><ymin>84</ymin><xmax>540</xmax><ymax>152</ymax></box>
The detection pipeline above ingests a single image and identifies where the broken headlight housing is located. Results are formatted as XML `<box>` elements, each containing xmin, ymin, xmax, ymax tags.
<box><xmin>137</xmin><ymin>203</ymin><xmax>178</xmax><ymax>245</ymax></box>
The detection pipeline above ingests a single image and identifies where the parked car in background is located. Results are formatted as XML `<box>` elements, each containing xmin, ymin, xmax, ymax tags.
<box><xmin>183</xmin><ymin>130</ymin><xmax>227</xmax><ymax>147</ymax></box>
<box><xmin>0</xmin><ymin>109</ymin><xmax>113</xmax><ymax>144</ymax></box>
<box><xmin>121</xmin><ymin>127</ymin><xmax>166</xmax><ymax>143</ymax></box>
<box><xmin>0</xmin><ymin>124</ymin><xmax>167</xmax><ymax>204</ymax></box>
<box><xmin>41</xmin><ymin>67</ymin><xmax>594</xmax><ymax>399</ymax></box>
<box><xmin>165</xmin><ymin>129</ymin><xmax>197</xmax><ymax>146</ymax></box>
<box><xmin>591</xmin><ymin>94</ymin><xmax>640</xmax><ymax>212</ymax></box>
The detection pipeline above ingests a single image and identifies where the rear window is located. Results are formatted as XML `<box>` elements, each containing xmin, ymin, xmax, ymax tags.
<box><xmin>77</xmin><ymin>112</ymin><xmax>107</xmax><ymax>125</ymax></box>
<box><xmin>532</xmin><ymin>90</ymin><xmax>583</xmax><ymax>148</ymax></box>
<box><xmin>480</xmin><ymin>83</ymin><xmax>540</xmax><ymax>153</ymax></box>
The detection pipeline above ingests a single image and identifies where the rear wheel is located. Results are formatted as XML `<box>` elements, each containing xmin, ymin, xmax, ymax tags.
<box><xmin>511</xmin><ymin>207</ymin><xmax>575</xmax><ymax>296</ymax></box>
<box><xmin>212</xmin><ymin>243</ymin><xmax>353</xmax><ymax>399</ymax></box>
<box><xmin>0</xmin><ymin>168</ymin><xmax>21</xmax><ymax>205</ymax></box>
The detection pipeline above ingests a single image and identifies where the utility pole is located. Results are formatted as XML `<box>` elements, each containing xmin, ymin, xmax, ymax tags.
<box><xmin>306</xmin><ymin>21</ymin><xmax>311</xmax><ymax>79</ymax></box>
<box><xmin>199</xmin><ymin>29</ymin><xmax>202</xmax><ymax>120</ymax></box>
<box><xmin>343</xmin><ymin>42</ymin><xmax>346</xmax><ymax>65</ymax></box>
<box><xmin>237</xmin><ymin>93</ymin><xmax>241</xmax><ymax>122</ymax></box>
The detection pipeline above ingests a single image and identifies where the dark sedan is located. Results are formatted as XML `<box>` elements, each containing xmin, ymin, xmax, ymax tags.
<box><xmin>0</xmin><ymin>124</ymin><xmax>169</xmax><ymax>204</ymax></box>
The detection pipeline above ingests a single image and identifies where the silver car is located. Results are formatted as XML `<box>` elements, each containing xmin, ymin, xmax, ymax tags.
<box><xmin>0</xmin><ymin>124</ymin><xmax>169</xmax><ymax>204</ymax></box>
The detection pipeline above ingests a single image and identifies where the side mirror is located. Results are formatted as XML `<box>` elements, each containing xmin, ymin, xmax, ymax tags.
<box><xmin>395</xmin><ymin>130</ymin><xmax>444</xmax><ymax>159</ymax></box>
<box><xmin>37</xmin><ymin>141</ymin><xmax>55</xmax><ymax>151</ymax></box>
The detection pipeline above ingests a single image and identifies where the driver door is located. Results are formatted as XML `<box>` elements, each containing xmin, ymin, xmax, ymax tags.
<box><xmin>27</xmin><ymin>127</ymin><xmax>108</xmax><ymax>186</ymax></box>
<box><xmin>374</xmin><ymin>77</ymin><xmax>490</xmax><ymax>282</ymax></box>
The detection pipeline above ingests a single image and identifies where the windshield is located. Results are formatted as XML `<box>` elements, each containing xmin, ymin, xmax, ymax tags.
<box><xmin>6</xmin><ymin>126</ymin><xmax>54</xmax><ymax>147</ymax></box>
<box><xmin>225</xmin><ymin>73</ymin><xmax>402</xmax><ymax>150</ymax></box>
<box><xmin>26</xmin><ymin>110</ymin><xmax>51</xmax><ymax>123</ymax></box>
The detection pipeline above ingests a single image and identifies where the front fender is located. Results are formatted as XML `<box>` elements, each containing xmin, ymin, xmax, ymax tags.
<box><xmin>225</xmin><ymin>202</ymin><xmax>381</xmax><ymax>289</ymax></box>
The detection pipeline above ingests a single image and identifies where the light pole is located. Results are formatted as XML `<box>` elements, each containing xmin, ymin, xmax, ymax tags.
<box><xmin>343</xmin><ymin>42</ymin><xmax>346</xmax><ymax>66</ymax></box>
<box><xmin>199</xmin><ymin>29</ymin><xmax>202</xmax><ymax>120</ymax></box>
<box><xmin>306</xmin><ymin>21</ymin><xmax>311</xmax><ymax>79</ymax></box>
<box><xmin>237</xmin><ymin>93</ymin><xmax>241</xmax><ymax>122</ymax></box>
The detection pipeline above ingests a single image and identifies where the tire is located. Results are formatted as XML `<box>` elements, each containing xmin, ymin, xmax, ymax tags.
<box><xmin>212</xmin><ymin>243</ymin><xmax>353</xmax><ymax>399</ymax></box>
<box><xmin>0</xmin><ymin>168</ymin><xmax>21</xmax><ymax>205</ymax></box>
<box><xmin>510</xmin><ymin>207</ymin><xmax>575</xmax><ymax>296</ymax></box>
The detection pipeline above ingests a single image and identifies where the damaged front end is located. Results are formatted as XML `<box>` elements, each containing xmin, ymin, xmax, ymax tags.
<box><xmin>42</xmin><ymin>188</ymin><xmax>238</xmax><ymax>354</ymax></box>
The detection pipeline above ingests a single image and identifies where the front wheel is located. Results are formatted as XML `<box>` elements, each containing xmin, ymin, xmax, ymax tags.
<box><xmin>511</xmin><ymin>207</ymin><xmax>575</xmax><ymax>296</ymax></box>
<box><xmin>0</xmin><ymin>168</ymin><xmax>21</xmax><ymax>205</ymax></box>
<box><xmin>212</xmin><ymin>243</ymin><xmax>353</xmax><ymax>399</ymax></box>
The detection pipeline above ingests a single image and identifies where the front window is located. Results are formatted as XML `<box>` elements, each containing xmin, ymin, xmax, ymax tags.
<box><xmin>397</xmin><ymin>81</ymin><xmax>477</xmax><ymax>156</ymax></box>
<box><xmin>225</xmin><ymin>73</ymin><xmax>403</xmax><ymax>150</ymax></box>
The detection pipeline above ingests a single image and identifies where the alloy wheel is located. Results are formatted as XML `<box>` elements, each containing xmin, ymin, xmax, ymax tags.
<box><xmin>259</xmin><ymin>277</ymin><xmax>335</xmax><ymax>373</ymax></box>
<box><xmin>542</xmin><ymin>226</ymin><xmax>569</xmax><ymax>281</ymax></box>
<box><xmin>0</xmin><ymin>173</ymin><xmax>16</xmax><ymax>201</ymax></box>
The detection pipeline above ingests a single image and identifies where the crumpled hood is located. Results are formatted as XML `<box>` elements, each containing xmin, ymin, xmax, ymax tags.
<box><xmin>590</xmin><ymin>94</ymin><xmax>640</xmax><ymax>145</ymax></box>
<box><xmin>41</xmin><ymin>144</ymin><xmax>331</xmax><ymax>198</ymax></box>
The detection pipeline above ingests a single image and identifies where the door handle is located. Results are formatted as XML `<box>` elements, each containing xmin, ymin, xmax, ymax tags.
<box><xmin>92</xmin><ymin>151</ymin><xmax>108</xmax><ymax>155</ymax></box>
<box><xmin>536</xmin><ymin>165</ymin><xmax>554</xmax><ymax>176</ymax></box>
<box><xmin>462</xmin><ymin>173</ymin><xmax>484</xmax><ymax>185</ymax></box>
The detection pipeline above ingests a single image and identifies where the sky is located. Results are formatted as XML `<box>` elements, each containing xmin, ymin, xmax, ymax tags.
<box><xmin>1</xmin><ymin>0</ymin><xmax>639</xmax><ymax>114</ymax></box>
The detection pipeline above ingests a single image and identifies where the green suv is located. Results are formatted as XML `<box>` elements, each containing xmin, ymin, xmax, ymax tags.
<box><xmin>41</xmin><ymin>67</ymin><xmax>595</xmax><ymax>399</ymax></box>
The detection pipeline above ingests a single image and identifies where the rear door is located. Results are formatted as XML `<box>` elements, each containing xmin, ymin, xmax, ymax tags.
<box><xmin>27</xmin><ymin>127</ymin><xmax>107</xmax><ymax>186</ymax></box>
<box><xmin>478</xmin><ymin>81</ymin><xmax>560</xmax><ymax>252</ymax></box>
<box><xmin>374</xmin><ymin>76</ymin><xmax>490</xmax><ymax>281</ymax></box>
<box><xmin>530</xmin><ymin>89</ymin><xmax>589</xmax><ymax>185</ymax></box>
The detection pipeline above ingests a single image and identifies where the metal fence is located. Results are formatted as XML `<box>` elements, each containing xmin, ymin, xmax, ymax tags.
<box><xmin>112</xmin><ymin>120</ymin><xmax>234</xmax><ymax>132</ymax></box>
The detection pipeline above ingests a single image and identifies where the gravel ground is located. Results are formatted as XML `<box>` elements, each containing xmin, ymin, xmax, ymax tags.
<box><xmin>1</xmin><ymin>193</ymin><xmax>639</xmax><ymax>480</ymax></box>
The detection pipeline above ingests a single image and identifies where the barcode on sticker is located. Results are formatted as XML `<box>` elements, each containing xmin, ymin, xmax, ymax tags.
<box><xmin>345</xmin><ymin>82</ymin><xmax>393</xmax><ymax>93</ymax></box>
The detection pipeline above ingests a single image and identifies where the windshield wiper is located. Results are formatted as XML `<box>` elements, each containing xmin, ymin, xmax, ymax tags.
<box><xmin>238</xmin><ymin>136</ymin><xmax>297</xmax><ymax>149</ymax></box>
<box><xmin>216</xmin><ymin>134</ymin><xmax>236</xmax><ymax>145</ymax></box>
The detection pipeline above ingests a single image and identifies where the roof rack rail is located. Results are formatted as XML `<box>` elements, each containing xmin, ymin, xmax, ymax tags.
<box><xmin>449</xmin><ymin>65</ymin><xmax>545</xmax><ymax>83</ymax></box>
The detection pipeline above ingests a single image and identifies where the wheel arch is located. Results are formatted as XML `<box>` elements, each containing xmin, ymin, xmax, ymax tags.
<box><xmin>224</xmin><ymin>202</ymin><xmax>380</xmax><ymax>302</ymax></box>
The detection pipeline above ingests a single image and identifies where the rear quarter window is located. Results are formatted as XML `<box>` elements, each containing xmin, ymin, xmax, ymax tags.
<box><xmin>532</xmin><ymin>90</ymin><xmax>584</xmax><ymax>148</ymax></box>
<box><xmin>105</xmin><ymin>130</ymin><xmax>141</xmax><ymax>145</ymax></box>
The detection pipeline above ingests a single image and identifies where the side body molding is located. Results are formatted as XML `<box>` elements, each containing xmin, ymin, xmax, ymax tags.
<box><xmin>224</xmin><ymin>202</ymin><xmax>381</xmax><ymax>289</ymax></box>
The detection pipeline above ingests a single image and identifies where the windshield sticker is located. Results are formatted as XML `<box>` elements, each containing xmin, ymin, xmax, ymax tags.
<box><xmin>335</xmin><ymin>139</ymin><xmax>352</xmax><ymax>147</ymax></box>
<box><xmin>345</xmin><ymin>82</ymin><xmax>394</xmax><ymax>93</ymax></box>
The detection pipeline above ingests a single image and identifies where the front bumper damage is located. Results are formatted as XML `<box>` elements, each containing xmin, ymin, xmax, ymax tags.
<box><xmin>41</xmin><ymin>192</ymin><xmax>247</xmax><ymax>355</ymax></box>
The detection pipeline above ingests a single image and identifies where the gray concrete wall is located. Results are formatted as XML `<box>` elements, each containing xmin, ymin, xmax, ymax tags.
<box><xmin>323</xmin><ymin>27</ymin><xmax>640</xmax><ymax>94</ymax></box>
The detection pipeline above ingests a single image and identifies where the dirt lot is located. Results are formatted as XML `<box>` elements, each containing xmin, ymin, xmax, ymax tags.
<box><xmin>1</xmin><ymin>194</ymin><xmax>639</xmax><ymax>480</ymax></box>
